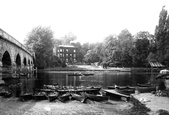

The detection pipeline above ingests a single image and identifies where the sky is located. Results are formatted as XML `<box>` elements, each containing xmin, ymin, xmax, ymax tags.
<box><xmin>0</xmin><ymin>0</ymin><xmax>169</xmax><ymax>44</ymax></box>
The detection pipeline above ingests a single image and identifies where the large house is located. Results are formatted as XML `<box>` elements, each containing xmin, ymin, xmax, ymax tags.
<box><xmin>53</xmin><ymin>45</ymin><xmax>77</xmax><ymax>63</ymax></box>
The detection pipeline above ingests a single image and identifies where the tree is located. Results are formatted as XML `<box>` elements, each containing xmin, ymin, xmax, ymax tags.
<box><xmin>102</xmin><ymin>35</ymin><xmax>118</xmax><ymax>63</ymax></box>
<box><xmin>25</xmin><ymin>26</ymin><xmax>54</xmax><ymax>68</ymax></box>
<box><xmin>132</xmin><ymin>31</ymin><xmax>151</xmax><ymax>67</ymax></box>
<box><xmin>118</xmin><ymin>29</ymin><xmax>133</xmax><ymax>67</ymax></box>
<box><xmin>155</xmin><ymin>6</ymin><xmax>169</xmax><ymax>65</ymax></box>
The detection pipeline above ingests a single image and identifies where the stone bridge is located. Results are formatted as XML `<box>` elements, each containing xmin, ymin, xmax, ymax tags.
<box><xmin>0</xmin><ymin>28</ymin><xmax>35</xmax><ymax>80</ymax></box>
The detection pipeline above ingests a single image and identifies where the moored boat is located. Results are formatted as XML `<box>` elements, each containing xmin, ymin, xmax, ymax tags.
<box><xmin>47</xmin><ymin>92</ymin><xmax>59</xmax><ymax>102</ymax></box>
<box><xmin>71</xmin><ymin>93</ymin><xmax>86</xmax><ymax>103</ymax></box>
<box><xmin>20</xmin><ymin>93</ymin><xmax>33</xmax><ymax>101</ymax></box>
<box><xmin>115</xmin><ymin>85</ymin><xmax>135</xmax><ymax>95</ymax></box>
<box><xmin>85</xmin><ymin>93</ymin><xmax>108</xmax><ymax>102</ymax></box>
<box><xmin>135</xmin><ymin>86</ymin><xmax>156</xmax><ymax>93</ymax></box>
<box><xmin>33</xmin><ymin>92</ymin><xmax>47</xmax><ymax>101</ymax></box>
<box><xmin>137</xmin><ymin>83</ymin><xmax>152</xmax><ymax>87</ymax></box>
<box><xmin>57</xmin><ymin>87</ymin><xmax>100</xmax><ymax>94</ymax></box>
<box><xmin>82</xmin><ymin>73</ymin><xmax>94</xmax><ymax>76</ymax></box>
<box><xmin>107</xmin><ymin>86</ymin><xmax>115</xmax><ymax>89</ymax></box>
<box><xmin>58</xmin><ymin>93</ymin><xmax>71</xmax><ymax>102</ymax></box>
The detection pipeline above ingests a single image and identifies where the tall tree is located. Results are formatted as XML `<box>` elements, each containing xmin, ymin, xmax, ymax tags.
<box><xmin>102</xmin><ymin>35</ymin><xmax>118</xmax><ymax>64</ymax></box>
<box><xmin>155</xmin><ymin>6</ymin><xmax>169</xmax><ymax>65</ymax></box>
<box><xmin>118</xmin><ymin>29</ymin><xmax>133</xmax><ymax>67</ymax></box>
<box><xmin>25</xmin><ymin>26</ymin><xmax>54</xmax><ymax>68</ymax></box>
<box><xmin>132</xmin><ymin>31</ymin><xmax>151</xmax><ymax>67</ymax></box>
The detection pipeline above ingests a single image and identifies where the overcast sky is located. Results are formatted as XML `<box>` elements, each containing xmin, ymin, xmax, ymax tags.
<box><xmin>0</xmin><ymin>0</ymin><xmax>169</xmax><ymax>44</ymax></box>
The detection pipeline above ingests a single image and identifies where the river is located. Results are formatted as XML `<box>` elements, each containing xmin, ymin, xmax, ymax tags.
<box><xmin>2</xmin><ymin>70</ymin><xmax>160</xmax><ymax>96</ymax></box>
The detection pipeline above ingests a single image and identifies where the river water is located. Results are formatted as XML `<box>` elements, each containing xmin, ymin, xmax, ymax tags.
<box><xmin>2</xmin><ymin>70</ymin><xmax>160</xmax><ymax>96</ymax></box>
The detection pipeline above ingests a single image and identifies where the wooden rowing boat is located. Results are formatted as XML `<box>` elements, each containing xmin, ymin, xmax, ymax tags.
<box><xmin>115</xmin><ymin>85</ymin><xmax>135</xmax><ymax>95</ymax></box>
<box><xmin>20</xmin><ymin>93</ymin><xmax>33</xmax><ymax>101</ymax></box>
<box><xmin>71</xmin><ymin>93</ymin><xmax>86</xmax><ymax>103</ymax></box>
<box><xmin>57</xmin><ymin>87</ymin><xmax>100</xmax><ymax>94</ymax></box>
<box><xmin>47</xmin><ymin>92</ymin><xmax>59</xmax><ymax>102</ymax></box>
<box><xmin>107</xmin><ymin>86</ymin><xmax>115</xmax><ymax>89</ymax></box>
<box><xmin>137</xmin><ymin>83</ymin><xmax>152</xmax><ymax>87</ymax></box>
<box><xmin>85</xmin><ymin>93</ymin><xmax>108</xmax><ymax>102</ymax></box>
<box><xmin>136</xmin><ymin>86</ymin><xmax>156</xmax><ymax>93</ymax></box>
<box><xmin>33</xmin><ymin>92</ymin><xmax>47</xmax><ymax>101</ymax></box>
<box><xmin>58</xmin><ymin>93</ymin><xmax>71</xmax><ymax>102</ymax></box>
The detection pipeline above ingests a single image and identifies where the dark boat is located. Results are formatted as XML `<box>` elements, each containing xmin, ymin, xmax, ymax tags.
<box><xmin>33</xmin><ymin>92</ymin><xmax>47</xmax><ymax>101</ymax></box>
<box><xmin>0</xmin><ymin>89</ymin><xmax>7</xmax><ymax>96</ymax></box>
<box><xmin>107</xmin><ymin>86</ymin><xmax>115</xmax><ymax>89</ymax></box>
<box><xmin>85</xmin><ymin>93</ymin><xmax>108</xmax><ymax>102</ymax></box>
<box><xmin>0</xmin><ymin>88</ymin><xmax>12</xmax><ymax>97</ymax></box>
<box><xmin>20</xmin><ymin>93</ymin><xmax>33</xmax><ymax>101</ymax></box>
<box><xmin>3</xmin><ymin>91</ymin><xmax>12</xmax><ymax>98</ymax></box>
<box><xmin>137</xmin><ymin>83</ymin><xmax>152</xmax><ymax>87</ymax></box>
<box><xmin>136</xmin><ymin>86</ymin><xmax>156</xmax><ymax>93</ymax></box>
<box><xmin>47</xmin><ymin>92</ymin><xmax>59</xmax><ymax>102</ymax></box>
<box><xmin>58</xmin><ymin>93</ymin><xmax>71</xmax><ymax>102</ymax></box>
<box><xmin>71</xmin><ymin>93</ymin><xmax>86</xmax><ymax>103</ymax></box>
<box><xmin>82</xmin><ymin>73</ymin><xmax>94</xmax><ymax>76</ymax></box>
<box><xmin>68</xmin><ymin>72</ymin><xmax>83</xmax><ymax>76</ymax></box>
<box><xmin>115</xmin><ymin>85</ymin><xmax>135</xmax><ymax>95</ymax></box>
<box><xmin>43</xmin><ymin>85</ymin><xmax>56</xmax><ymax>90</ymax></box>
<box><xmin>57</xmin><ymin>87</ymin><xmax>100</xmax><ymax>94</ymax></box>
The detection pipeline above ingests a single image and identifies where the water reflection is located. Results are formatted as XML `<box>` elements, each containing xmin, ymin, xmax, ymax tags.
<box><xmin>36</xmin><ymin>71</ymin><xmax>159</xmax><ymax>88</ymax></box>
<box><xmin>2</xmin><ymin>70</ymin><xmax>160</xmax><ymax>97</ymax></box>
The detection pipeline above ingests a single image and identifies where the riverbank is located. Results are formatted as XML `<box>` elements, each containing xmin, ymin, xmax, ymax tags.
<box><xmin>0</xmin><ymin>96</ymin><xmax>133</xmax><ymax>115</ymax></box>
<box><xmin>39</xmin><ymin>65</ymin><xmax>157</xmax><ymax>73</ymax></box>
<box><xmin>132</xmin><ymin>93</ymin><xmax>169</xmax><ymax>115</ymax></box>
<box><xmin>41</xmin><ymin>65</ymin><xmax>132</xmax><ymax>72</ymax></box>
<box><xmin>1</xmin><ymin>93</ymin><xmax>168</xmax><ymax>115</ymax></box>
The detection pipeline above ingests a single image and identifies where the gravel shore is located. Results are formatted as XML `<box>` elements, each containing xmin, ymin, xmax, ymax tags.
<box><xmin>0</xmin><ymin>97</ymin><xmax>133</xmax><ymax>115</ymax></box>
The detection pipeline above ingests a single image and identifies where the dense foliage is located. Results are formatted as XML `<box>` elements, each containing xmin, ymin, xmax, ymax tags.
<box><xmin>25</xmin><ymin>6</ymin><xmax>169</xmax><ymax>68</ymax></box>
<box><xmin>25</xmin><ymin>26</ymin><xmax>61</xmax><ymax>68</ymax></box>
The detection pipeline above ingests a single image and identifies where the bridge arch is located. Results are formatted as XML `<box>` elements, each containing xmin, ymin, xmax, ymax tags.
<box><xmin>28</xmin><ymin>59</ymin><xmax>30</xmax><ymax>65</ymax></box>
<box><xmin>15</xmin><ymin>54</ymin><xmax>21</xmax><ymax>67</ymax></box>
<box><xmin>23</xmin><ymin>57</ymin><xmax>27</xmax><ymax>66</ymax></box>
<box><xmin>2</xmin><ymin>51</ymin><xmax>11</xmax><ymax>67</ymax></box>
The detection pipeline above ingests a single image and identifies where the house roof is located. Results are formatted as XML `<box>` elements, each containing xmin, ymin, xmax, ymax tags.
<box><xmin>149</xmin><ymin>62</ymin><xmax>165</xmax><ymax>68</ymax></box>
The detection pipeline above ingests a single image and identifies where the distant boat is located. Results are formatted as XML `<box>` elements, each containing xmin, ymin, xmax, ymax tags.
<box><xmin>82</xmin><ymin>73</ymin><xmax>94</xmax><ymax>76</ymax></box>
<box><xmin>68</xmin><ymin>72</ymin><xmax>83</xmax><ymax>76</ymax></box>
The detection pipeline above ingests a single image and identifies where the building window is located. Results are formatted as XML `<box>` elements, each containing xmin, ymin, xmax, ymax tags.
<box><xmin>74</xmin><ymin>50</ymin><xmax>76</xmax><ymax>53</ymax></box>
<box><xmin>70</xmin><ymin>54</ymin><xmax>72</xmax><ymax>56</ymax></box>
<box><xmin>66</xmin><ymin>49</ymin><xmax>68</xmax><ymax>52</ymax></box>
<box><xmin>66</xmin><ymin>59</ymin><xmax>68</xmax><ymax>62</ymax></box>
<box><xmin>58</xmin><ymin>50</ymin><xmax>59</xmax><ymax>52</ymax></box>
<box><xmin>60</xmin><ymin>49</ymin><xmax>62</xmax><ymax>52</ymax></box>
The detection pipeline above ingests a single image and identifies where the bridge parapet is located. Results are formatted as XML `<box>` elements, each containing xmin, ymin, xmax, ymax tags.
<box><xmin>0</xmin><ymin>28</ymin><xmax>32</xmax><ymax>56</ymax></box>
